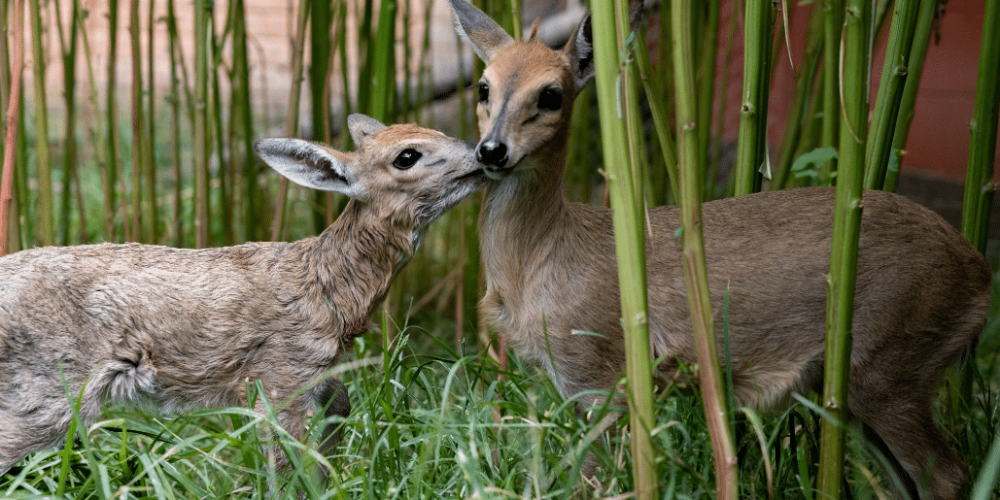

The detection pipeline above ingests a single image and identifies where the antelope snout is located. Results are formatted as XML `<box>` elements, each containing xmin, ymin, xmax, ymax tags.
<box><xmin>477</xmin><ymin>140</ymin><xmax>509</xmax><ymax>171</ymax></box>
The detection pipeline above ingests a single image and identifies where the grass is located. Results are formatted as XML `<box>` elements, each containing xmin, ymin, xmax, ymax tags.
<box><xmin>3</xmin><ymin>284</ymin><xmax>999</xmax><ymax>499</ymax></box>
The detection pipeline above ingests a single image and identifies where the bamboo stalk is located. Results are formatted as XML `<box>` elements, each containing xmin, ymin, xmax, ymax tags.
<box><xmin>635</xmin><ymin>25</ymin><xmax>679</xmax><ymax>204</ymax></box>
<box><xmin>309</xmin><ymin>0</ymin><xmax>332</xmax><ymax>234</ymax></box>
<box><xmin>27</xmin><ymin>0</ymin><xmax>53</xmax><ymax>246</ymax></box>
<box><xmin>0</xmin><ymin>0</ymin><xmax>14</xmax><ymax>251</ymax></box>
<box><xmin>592</xmin><ymin>1</ymin><xmax>657</xmax><ymax>497</ymax></box>
<box><xmin>107</xmin><ymin>0</ymin><xmax>124</xmax><ymax>240</ymax></box>
<box><xmin>210</xmin><ymin>18</ymin><xmax>231</xmax><ymax>245</ymax></box>
<box><xmin>231</xmin><ymin>0</ymin><xmax>261</xmax><ymax>242</ymax></box>
<box><xmin>129</xmin><ymin>0</ymin><xmax>149</xmax><ymax>242</ymax></box>
<box><xmin>193</xmin><ymin>0</ymin><xmax>210</xmax><ymax>248</ymax></box>
<box><xmin>819</xmin><ymin>0</ymin><xmax>844</xmax><ymax>181</ymax></box>
<box><xmin>271</xmin><ymin>0</ymin><xmax>310</xmax><ymax>242</ymax></box>
<box><xmin>53</xmin><ymin>0</ymin><xmax>80</xmax><ymax>244</ymax></box>
<box><xmin>961</xmin><ymin>0</ymin><xmax>1000</xmax><ymax>255</ymax></box>
<box><xmin>863</xmin><ymin>0</ymin><xmax>920</xmax><ymax>190</ymax></box>
<box><xmin>370</xmin><ymin>0</ymin><xmax>397</xmax><ymax>123</ymax></box>
<box><xmin>672</xmin><ymin>1</ymin><xmax>737</xmax><ymax>498</ymax></box>
<box><xmin>772</xmin><ymin>9</ymin><xmax>824</xmax><ymax>190</ymax></box>
<box><xmin>883</xmin><ymin>0</ymin><xmax>937</xmax><ymax>192</ymax></box>
<box><xmin>167</xmin><ymin>0</ymin><xmax>183</xmax><ymax>246</ymax></box>
<box><xmin>817</xmin><ymin>0</ymin><xmax>870</xmax><ymax>498</ymax></box>
<box><xmin>76</xmin><ymin>0</ymin><xmax>108</xmax><ymax>241</ymax></box>
<box><xmin>145</xmin><ymin>0</ymin><xmax>158</xmax><ymax>243</ymax></box>
<box><xmin>696</xmin><ymin>1</ymin><xmax>720</xmax><ymax>176</ymax></box>
<box><xmin>733</xmin><ymin>0</ymin><xmax>776</xmax><ymax>196</ymax></box>
<box><xmin>0</xmin><ymin>0</ymin><xmax>23</xmax><ymax>257</ymax></box>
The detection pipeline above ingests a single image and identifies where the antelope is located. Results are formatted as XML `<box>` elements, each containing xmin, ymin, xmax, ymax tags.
<box><xmin>444</xmin><ymin>1</ymin><xmax>993</xmax><ymax>499</ymax></box>
<box><xmin>0</xmin><ymin>114</ymin><xmax>487</xmax><ymax>478</ymax></box>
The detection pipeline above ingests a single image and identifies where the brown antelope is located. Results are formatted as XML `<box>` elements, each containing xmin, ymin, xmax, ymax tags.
<box><xmin>444</xmin><ymin>1</ymin><xmax>993</xmax><ymax>499</ymax></box>
<box><xmin>0</xmin><ymin>114</ymin><xmax>487</xmax><ymax>477</ymax></box>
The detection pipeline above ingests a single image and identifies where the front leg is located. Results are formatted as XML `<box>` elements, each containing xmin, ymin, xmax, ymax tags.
<box><xmin>313</xmin><ymin>378</ymin><xmax>351</xmax><ymax>457</ymax></box>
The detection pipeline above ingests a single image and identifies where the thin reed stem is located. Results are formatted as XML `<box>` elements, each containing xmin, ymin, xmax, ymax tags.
<box><xmin>0</xmin><ymin>0</ymin><xmax>24</xmax><ymax>257</ymax></box>
<box><xmin>672</xmin><ymin>1</ymin><xmax>737</xmax><ymax>498</ymax></box>
<box><xmin>962</xmin><ymin>0</ymin><xmax>1000</xmax><ymax>255</ymax></box>
<box><xmin>28</xmin><ymin>0</ymin><xmax>53</xmax><ymax>246</ymax></box>
<box><xmin>864</xmin><ymin>0</ymin><xmax>920</xmax><ymax>190</ymax></box>
<box><xmin>592</xmin><ymin>1</ymin><xmax>657</xmax><ymax>497</ymax></box>
<box><xmin>817</xmin><ymin>0</ymin><xmax>870</xmax><ymax>497</ymax></box>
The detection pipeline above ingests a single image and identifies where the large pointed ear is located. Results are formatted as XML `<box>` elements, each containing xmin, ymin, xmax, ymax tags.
<box><xmin>444</xmin><ymin>0</ymin><xmax>514</xmax><ymax>63</ymax></box>
<box><xmin>254</xmin><ymin>139</ymin><xmax>365</xmax><ymax>198</ymax></box>
<box><xmin>564</xmin><ymin>13</ymin><xmax>594</xmax><ymax>90</ymax></box>
<box><xmin>347</xmin><ymin>113</ymin><xmax>387</xmax><ymax>149</ymax></box>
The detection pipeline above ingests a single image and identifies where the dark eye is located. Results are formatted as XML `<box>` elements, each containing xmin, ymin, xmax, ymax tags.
<box><xmin>393</xmin><ymin>149</ymin><xmax>422</xmax><ymax>170</ymax></box>
<box><xmin>538</xmin><ymin>87</ymin><xmax>563</xmax><ymax>111</ymax></box>
<box><xmin>477</xmin><ymin>82</ymin><xmax>490</xmax><ymax>103</ymax></box>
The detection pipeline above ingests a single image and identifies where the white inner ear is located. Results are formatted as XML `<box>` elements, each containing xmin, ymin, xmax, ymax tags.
<box><xmin>256</xmin><ymin>139</ymin><xmax>367</xmax><ymax>199</ymax></box>
<box><xmin>570</xmin><ymin>19</ymin><xmax>595</xmax><ymax>89</ymax></box>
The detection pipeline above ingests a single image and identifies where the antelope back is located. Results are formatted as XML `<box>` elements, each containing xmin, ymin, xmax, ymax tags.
<box><xmin>256</xmin><ymin>114</ymin><xmax>486</xmax><ymax>230</ymax></box>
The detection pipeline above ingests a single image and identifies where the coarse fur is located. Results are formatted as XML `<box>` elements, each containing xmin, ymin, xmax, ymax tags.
<box><xmin>0</xmin><ymin>114</ymin><xmax>487</xmax><ymax>477</ymax></box>
<box><xmin>443</xmin><ymin>2</ymin><xmax>993</xmax><ymax>499</ymax></box>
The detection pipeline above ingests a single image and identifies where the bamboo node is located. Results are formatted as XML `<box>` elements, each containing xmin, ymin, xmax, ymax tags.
<box><xmin>634</xmin><ymin>312</ymin><xmax>648</xmax><ymax>325</ymax></box>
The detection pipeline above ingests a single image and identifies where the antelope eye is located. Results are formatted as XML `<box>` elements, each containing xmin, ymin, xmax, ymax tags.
<box><xmin>477</xmin><ymin>82</ymin><xmax>490</xmax><ymax>103</ymax></box>
<box><xmin>393</xmin><ymin>149</ymin><xmax>422</xmax><ymax>170</ymax></box>
<box><xmin>538</xmin><ymin>87</ymin><xmax>563</xmax><ymax>111</ymax></box>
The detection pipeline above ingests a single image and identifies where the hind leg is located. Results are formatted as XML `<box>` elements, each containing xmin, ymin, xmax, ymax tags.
<box><xmin>849</xmin><ymin>374</ymin><xmax>964</xmax><ymax>500</ymax></box>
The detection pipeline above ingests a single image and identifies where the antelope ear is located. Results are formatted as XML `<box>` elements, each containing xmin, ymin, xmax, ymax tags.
<box><xmin>444</xmin><ymin>0</ymin><xmax>514</xmax><ymax>63</ymax></box>
<box><xmin>347</xmin><ymin>113</ymin><xmax>387</xmax><ymax>149</ymax></box>
<box><xmin>564</xmin><ymin>13</ymin><xmax>594</xmax><ymax>90</ymax></box>
<box><xmin>254</xmin><ymin>139</ymin><xmax>366</xmax><ymax>198</ymax></box>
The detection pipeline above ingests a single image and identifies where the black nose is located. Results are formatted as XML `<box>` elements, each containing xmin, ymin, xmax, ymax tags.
<box><xmin>477</xmin><ymin>141</ymin><xmax>508</xmax><ymax>168</ymax></box>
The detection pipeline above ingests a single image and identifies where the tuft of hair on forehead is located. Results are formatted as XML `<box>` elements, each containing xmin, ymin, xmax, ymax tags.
<box><xmin>528</xmin><ymin>18</ymin><xmax>541</xmax><ymax>41</ymax></box>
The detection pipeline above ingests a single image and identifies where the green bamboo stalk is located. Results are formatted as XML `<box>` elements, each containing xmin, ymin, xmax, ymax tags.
<box><xmin>309</xmin><ymin>0</ymin><xmax>332</xmax><ymax>234</ymax></box>
<box><xmin>592</xmin><ymin>1</ymin><xmax>657</xmax><ymax>498</ymax></box>
<box><xmin>75</xmin><ymin>0</ymin><xmax>108</xmax><ymax>241</ymax></box>
<box><xmin>357</xmin><ymin>0</ymin><xmax>375</xmax><ymax>115</ymax></box>
<box><xmin>883</xmin><ymin>0</ymin><xmax>936</xmax><ymax>192</ymax></box>
<box><xmin>370</xmin><ymin>0</ymin><xmax>397</xmax><ymax>123</ymax></box>
<box><xmin>817</xmin><ymin>0</ymin><xmax>870</xmax><ymax>498</ymax></box>
<box><xmin>210</xmin><ymin>19</ymin><xmax>232</xmax><ymax>245</ymax></box>
<box><xmin>696</xmin><ymin>1</ymin><xmax>719</xmax><ymax>175</ymax></box>
<box><xmin>961</xmin><ymin>0</ymin><xmax>999</xmax><ymax>255</ymax></box>
<box><xmin>193</xmin><ymin>0</ymin><xmax>210</xmax><ymax>248</ymax></box>
<box><xmin>54</xmin><ymin>0</ymin><xmax>80</xmax><ymax>244</ymax></box>
<box><xmin>0</xmin><ymin>0</ymin><xmax>23</xmax><ymax>257</ymax></box>
<box><xmin>733</xmin><ymin>0</ymin><xmax>776</xmax><ymax>196</ymax></box>
<box><xmin>710</xmin><ymin>6</ymin><xmax>738</xmax><ymax>199</ymax></box>
<box><xmin>107</xmin><ymin>0</ymin><xmax>123</xmax><ymax>240</ymax></box>
<box><xmin>772</xmin><ymin>9</ymin><xmax>825</xmax><ymax>190</ymax></box>
<box><xmin>672</xmin><ymin>1</ymin><xmax>737</xmax><ymax>498</ymax></box>
<box><xmin>635</xmin><ymin>26</ymin><xmax>679</xmax><ymax>204</ymax></box>
<box><xmin>146</xmin><ymin>0</ymin><xmax>158</xmax><ymax>243</ymax></box>
<box><xmin>27</xmin><ymin>0</ymin><xmax>53</xmax><ymax>246</ymax></box>
<box><xmin>129</xmin><ymin>0</ymin><xmax>150</xmax><ymax>242</ymax></box>
<box><xmin>231</xmin><ymin>0</ymin><xmax>261</xmax><ymax>242</ymax></box>
<box><xmin>510</xmin><ymin>0</ymin><xmax>522</xmax><ymax>39</ymax></box>
<box><xmin>270</xmin><ymin>0</ymin><xmax>310</xmax><ymax>242</ymax></box>
<box><xmin>335</xmin><ymin>0</ymin><xmax>350</xmax><ymax>140</ymax></box>
<box><xmin>167</xmin><ymin>0</ymin><xmax>183</xmax><ymax>246</ymax></box>
<box><xmin>0</xmin><ymin>0</ymin><xmax>12</xmax><ymax>251</ymax></box>
<box><xmin>819</xmin><ymin>0</ymin><xmax>844</xmax><ymax>181</ymax></box>
<box><xmin>863</xmin><ymin>0</ymin><xmax>920</xmax><ymax>190</ymax></box>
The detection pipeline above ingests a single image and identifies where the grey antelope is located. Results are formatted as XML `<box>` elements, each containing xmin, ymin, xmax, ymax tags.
<box><xmin>0</xmin><ymin>114</ymin><xmax>487</xmax><ymax>477</ymax></box>
<box><xmin>444</xmin><ymin>1</ymin><xmax>993</xmax><ymax>499</ymax></box>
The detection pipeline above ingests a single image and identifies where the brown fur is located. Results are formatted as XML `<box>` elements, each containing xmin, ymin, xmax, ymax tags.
<box><xmin>444</xmin><ymin>2</ymin><xmax>993</xmax><ymax>499</ymax></box>
<box><xmin>0</xmin><ymin>115</ymin><xmax>487</xmax><ymax>477</ymax></box>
